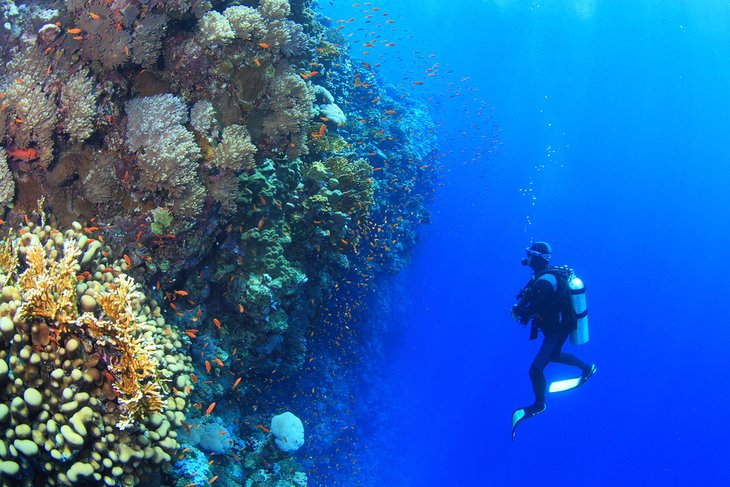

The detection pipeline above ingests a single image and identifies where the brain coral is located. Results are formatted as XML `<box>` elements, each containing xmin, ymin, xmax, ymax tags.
<box><xmin>0</xmin><ymin>218</ymin><xmax>193</xmax><ymax>486</ymax></box>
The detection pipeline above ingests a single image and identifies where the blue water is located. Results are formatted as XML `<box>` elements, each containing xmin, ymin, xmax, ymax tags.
<box><xmin>324</xmin><ymin>1</ymin><xmax>730</xmax><ymax>485</ymax></box>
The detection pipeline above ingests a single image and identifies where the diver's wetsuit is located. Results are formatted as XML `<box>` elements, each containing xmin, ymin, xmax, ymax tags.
<box><xmin>514</xmin><ymin>271</ymin><xmax>590</xmax><ymax>407</ymax></box>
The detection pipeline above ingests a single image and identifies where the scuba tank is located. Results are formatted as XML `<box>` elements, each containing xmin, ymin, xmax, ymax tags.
<box><xmin>568</xmin><ymin>273</ymin><xmax>589</xmax><ymax>345</ymax></box>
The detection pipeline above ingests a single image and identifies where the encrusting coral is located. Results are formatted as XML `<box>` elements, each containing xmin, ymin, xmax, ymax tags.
<box><xmin>0</xmin><ymin>215</ymin><xmax>194</xmax><ymax>485</ymax></box>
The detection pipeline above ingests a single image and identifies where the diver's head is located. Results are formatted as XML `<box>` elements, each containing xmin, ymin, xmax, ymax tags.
<box><xmin>521</xmin><ymin>241</ymin><xmax>551</xmax><ymax>271</ymax></box>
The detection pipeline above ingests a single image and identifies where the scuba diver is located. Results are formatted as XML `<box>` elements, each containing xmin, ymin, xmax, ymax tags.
<box><xmin>510</xmin><ymin>241</ymin><xmax>597</xmax><ymax>440</ymax></box>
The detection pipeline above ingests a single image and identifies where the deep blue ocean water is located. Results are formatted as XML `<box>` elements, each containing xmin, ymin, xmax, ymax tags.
<box><xmin>322</xmin><ymin>1</ymin><xmax>730</xmax><ymax>485</ymax></box>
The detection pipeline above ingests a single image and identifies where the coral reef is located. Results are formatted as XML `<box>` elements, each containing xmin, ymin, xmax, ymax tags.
<box><xmin>0</xmin><ymin>216</ymin><xmax>194</xmax><ymax>485</ymax></box>
<box><xmin>0</xmin><ymin>1</ymin><xmax>441</xmax><ymax>484</ymax></box>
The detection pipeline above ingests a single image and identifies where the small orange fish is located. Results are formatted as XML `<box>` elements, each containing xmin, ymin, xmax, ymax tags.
<box><xmin>7</xmin><ymin>147</ymin><xmax>39</xmax><ymax>162</ymax></box>
<box><xmin>239</xmin><ymin>304</ymin><xmax>245</xmax><ymax>313</ymax></box>
<box><xmin>205</xmin><ymin>360</ymin><xmax>211</xmax><ymax>374</ymax></box>
<box><xmin>255</xmin><ymin>424</ymin><xmax>270</xmax><ymax>434</ymax></box>
<box><xmin>208</xmin><ymin>476</ymin><xmax>219</xmax><ymax>484</ymax></box>
<box><xmin>257</xmin><ymin>216</ymin><xmax>265</xmax><ymax>230</ymax></box>
<box><xmin>214</xmin><ymin>358</ymin><xmax>225</xmax><ymax>367</ymax></box>
<box><xmin>185</xmin><ymin>329</ymin><xmax>198</xmax><ymax>339</ymax></box>
<box><xmin>385</xmin><ymin>109</ymin><xmax>396</xmax><ymax>115</ymax></box>
<box><xmin>213</xmin><ymin>318</ymin><xmax>222</xmax><ymax>329</ymax></box>
<box><xmin>67</xmin><ymin>28</ymin><xmax>82</xmax><ymax>34</ymax></box>
<box><xmin>233</xmin><ymin>377</ymin><xmax>242</xmax><ymax>389</ymax></box>
<box><xmin>205</xmin><ymin>402</ymin><xmax>216</xmax><ymax>416</ymax></box>
<box><xmin>253</xmin><ymin>58</ymin><xmax>261</xmax><ymax>67</ymax></box>
<box><xmin>89</xmin><ymin>11</ymin><xmax>101</xmax><ymax>20</ymax></box>
<box><xmin>123</xmin><ymin>254</ymin><xmax>131</xmax><ymax>267</ymax></box>
<box><xmin>259</xmin><ymin>42</ymin><xmax>270</xmax><ymax>49</ymax></box>
<box><xmin>175</xmin><ymin>290</ymin><xmax>189</xmax><ymax>296</ymax></box>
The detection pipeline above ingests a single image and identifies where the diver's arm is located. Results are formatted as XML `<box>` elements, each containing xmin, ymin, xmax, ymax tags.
<box><xmin>512</xmin><ymin>278</ymin><xmax>554</xmax><ymax>323</ymax></box>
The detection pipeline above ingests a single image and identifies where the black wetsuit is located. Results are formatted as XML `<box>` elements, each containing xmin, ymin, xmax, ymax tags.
<box><xmin>513</xmin><ymin>269</ymin><xmax>590</xmax><ymax>407</ymax></box>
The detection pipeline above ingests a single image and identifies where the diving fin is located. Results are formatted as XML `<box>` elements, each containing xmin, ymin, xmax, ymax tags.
<box><xmin>511</xmin><ymin>403</ymin><xmax>546</xmax><ymax>441</ymax></box>
<box><xmin>548</xmin><ymin>364</ymin><xmax>597</xmax><ymax>393</ymax></box>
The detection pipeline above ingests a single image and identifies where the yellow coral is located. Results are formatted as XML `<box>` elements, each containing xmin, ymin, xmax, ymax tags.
<box><xmin>0</xmin><ymin>238</ymin><xmax>18</xmax><ymax>286</ymax></box>
<box><xmin>79</xmin><ymin>274</ymin><xmax>165</xmax><ymax>428</ymax></box>
<box><xmin>17</xmin><ymin>242</ymin><xmax>80</xmax><ymax>329</ymax></box>
<box><xmin>14</xmin><ymin>238</ymin><xmax>165</xmax><ymax>429</ymax></box>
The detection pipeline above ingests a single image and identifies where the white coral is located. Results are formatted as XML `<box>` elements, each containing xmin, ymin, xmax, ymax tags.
<box><xmin>213</xmin><ymin>125</ymin><xmax>256</xmax><ymax>172</ymax></box>
<box><xmin>223</xmin><ymin>5</ymin><xmax>265</xmax><ymax>41</ymax></box>
<box><xmin>0</xmin><ymin>149</ymin><xmax>15</xmax><ymax>207</ymax></box>
<box><xmin>263</xmin><ymin>72</ymin><xmax>316</xmax><ymax>152</ymax></box>
<box><xmin>190</xmin><ymin>100</ymin><xmax>218</xmax><ymax>137</ymax></box>
<box><xmin>258</xmin><ymin>0</ymin><xmax>291</xmax><ymax>20</ymax></box>
<box><xmin>126</xmin><ymin>94</ymin><xmax>189</xmax><ymax>150</ymax></box>
<box><xmin>125</xmin><ymin>94</ymin><xmax>203</xmax><ymax>202</ymax></box>
<box><xmin>60</xmin><ymin>69</ymin><xmax>97</xmax><ymax>143</ymax></box>
<box><xmin>198</xmin><ymin>10</ymin><xmax>235</xmax><ymax>47</ymax></box>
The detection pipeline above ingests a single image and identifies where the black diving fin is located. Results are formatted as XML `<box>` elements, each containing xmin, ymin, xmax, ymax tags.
<box><xmin>511</xmin><ymin>403</ymin><xmax>546</xmax><ymax>441</ymax></box>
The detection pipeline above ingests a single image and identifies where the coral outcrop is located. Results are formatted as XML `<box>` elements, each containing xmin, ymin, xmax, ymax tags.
<box><xmin>0</xmin><ymin>217</ymin><xmax>194</xmax><ymax>485</ymax></box>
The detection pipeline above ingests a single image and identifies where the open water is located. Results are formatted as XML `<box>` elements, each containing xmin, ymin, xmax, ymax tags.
<box><xmin>323</xmin><ymin>1</ymin><xmax>730</xmax><ymax>485</ymax></box>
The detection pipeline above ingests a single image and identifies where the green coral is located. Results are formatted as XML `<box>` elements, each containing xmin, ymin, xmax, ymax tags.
<box><xmin>150</xmin><ymin>207</ymin><xmax>174</xmax><ymax>234</ymax></box>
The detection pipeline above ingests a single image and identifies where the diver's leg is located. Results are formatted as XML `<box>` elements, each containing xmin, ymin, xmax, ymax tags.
<box><xmin>529</xmin><ymin>334</ymin><xmax>563</xmax><ymax>407</ymax></box>
<box><xmin>554</xmin><ymin>352</ymin><xmax>591</xmax><ymax>374</ymax></box>
<box><xmin>549</xmin><ymin>332</ymin><xmax>592</xmax><ymax>375</ymax></box>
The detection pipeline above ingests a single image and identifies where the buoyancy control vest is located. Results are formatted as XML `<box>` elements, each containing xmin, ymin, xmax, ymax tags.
<box><xmin>533</xmin><ymin>266</ymin><xmax>590</xmax><ymax>345</ymax></box>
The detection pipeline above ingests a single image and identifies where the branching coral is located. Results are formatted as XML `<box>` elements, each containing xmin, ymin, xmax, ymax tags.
<box><xmin>0</xmin><ymin>236</ymin><xmax>17</xmax><ymax>286</ymax></box>
<box><xmin>77</xmin><ymin>274</ymin><xmax>165</xmax><ymax>428</ymax></box>
<box><xmin>17</xmin><ymin>241</ymin><xmax>81</xmax><ymax>331</ymax></box>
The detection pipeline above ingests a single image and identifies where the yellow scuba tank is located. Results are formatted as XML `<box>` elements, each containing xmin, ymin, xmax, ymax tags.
<box><xmin>569</xmin><ymin>274</ymin><xmax>589</xmax><ymax>345</ymax></box>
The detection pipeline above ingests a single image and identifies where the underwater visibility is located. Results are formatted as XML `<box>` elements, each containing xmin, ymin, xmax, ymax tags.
<box><xmin>2</xmin><ymin>0</ymin><xmax>730</xmax><ymax>486</ymax></box>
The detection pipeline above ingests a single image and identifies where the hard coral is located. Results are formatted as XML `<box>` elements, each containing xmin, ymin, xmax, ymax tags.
<box><xmin>0</xmin><ymin>217</ymin><xmax>194</xmax><ymax>485</ymax></box>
